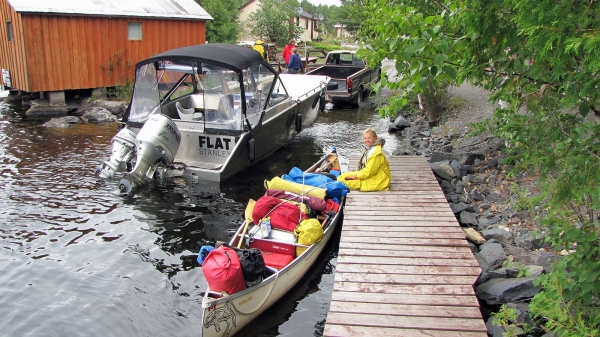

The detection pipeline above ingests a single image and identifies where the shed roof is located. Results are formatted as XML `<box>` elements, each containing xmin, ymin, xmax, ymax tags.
<box><xmin>6</xmin><ymin>0</ymin><xmax>213</xmax><ymax>20</ymax></box>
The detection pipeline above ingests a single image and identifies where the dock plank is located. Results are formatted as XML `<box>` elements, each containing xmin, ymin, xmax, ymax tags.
<box><xmin>324</xmin><ymin>155</ymin><xmax>486</xmax><ymax>336</ymax></box>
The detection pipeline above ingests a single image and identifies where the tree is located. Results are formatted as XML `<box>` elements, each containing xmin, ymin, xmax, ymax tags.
<box><xmin>353</xmin><ymin>0</ymin><xmax>600</xmax><ymax>335</ymax></box>
<box><xmin>248</xmin><ymin>0</ymin><xmax>304</xmax><ymax>44</ymax></box>
<box><xmin>196</xmin><ymin>0</ymin><xmax>241</xmax><ymax>43</ymax></box>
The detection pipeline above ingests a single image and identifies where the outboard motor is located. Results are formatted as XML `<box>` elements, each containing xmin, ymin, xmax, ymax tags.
<box><xmin>119</xmin><ymin>114</ymin><xmax>181</xmax><ymax>194</ymax></box>
<box><xmin>97</xmin><ymin>127</ymin><xmax>138</xmax><ymax>179</ymax></box>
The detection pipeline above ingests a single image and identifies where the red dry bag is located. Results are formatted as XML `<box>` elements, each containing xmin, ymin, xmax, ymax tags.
<box><xmin>252</xmin><ymin>196</ymin><xmax>307</xmax><ymax>232</ymax></box>
<box><xmin>202</xmin><ymin>245</ymin><xmax>246</xmax><ymax>295</ymax></box>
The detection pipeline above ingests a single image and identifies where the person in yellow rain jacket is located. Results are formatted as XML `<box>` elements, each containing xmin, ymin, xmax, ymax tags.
<box><xmin>253</xmin><ymin>36</ymin><xmax>268</xmax><ymax>59</ymax></box>
<box><xmin>338</xmin><ymin>128</ymin><xmax>390</xmax><ymax>192</ymax></box>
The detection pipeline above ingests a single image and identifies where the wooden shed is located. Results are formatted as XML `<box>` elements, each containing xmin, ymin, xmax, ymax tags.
<box><xmin>0</xmin><ymin>0</ymin><xmax>212</xmax><ymax>102</ymax></box>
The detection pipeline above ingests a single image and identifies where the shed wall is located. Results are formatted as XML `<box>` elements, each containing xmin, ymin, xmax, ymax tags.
<box><xmin>0</xmin><ymin>0</ymin><xmax>28</xmax><ymax>90</ymax></box>
<box><xmin>1</xmin><ymin>7</ymin><xmax>207</xmax><ymax>92</ymax></box>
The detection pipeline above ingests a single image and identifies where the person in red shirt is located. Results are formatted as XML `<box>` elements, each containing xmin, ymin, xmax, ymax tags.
<box><xmin>282</xmin><ymin>39</ymin><xmax>296</xmax><ymax>67</ymax></box>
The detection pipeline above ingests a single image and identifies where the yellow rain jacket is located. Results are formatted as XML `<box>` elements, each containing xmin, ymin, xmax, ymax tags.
<box><xmin>253</xmin><ymin>40</ymin><xmax>267</xmax><ymax>58</ymax></box>
<box><xmin>337</xmin><ymin>144</ymin><xmax>390</xmax><ymax>192</ymax></box>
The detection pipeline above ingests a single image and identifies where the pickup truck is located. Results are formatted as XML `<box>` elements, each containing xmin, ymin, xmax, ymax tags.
<box><xmin>305</xmin><ymin>50</ymin><xmax>381</xmax><ymax>106</ymax></box>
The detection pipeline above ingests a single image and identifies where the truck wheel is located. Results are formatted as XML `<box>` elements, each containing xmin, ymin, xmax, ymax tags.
<box><xmin>354</xmin><ymin>87</ymin><xmax>364</xmax><ymax>107</ymax></box>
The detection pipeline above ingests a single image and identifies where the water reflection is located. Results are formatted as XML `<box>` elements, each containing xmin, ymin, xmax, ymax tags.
<box><xmin>0</xmin><ymin>98</ymin><xmax>397</xmax><ymax>336</ymax></box>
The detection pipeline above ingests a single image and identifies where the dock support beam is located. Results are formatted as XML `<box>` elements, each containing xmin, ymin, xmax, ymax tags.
<box><xmin>49</xmin><ymin>91</ymin><xmax>66</xmax><ymax>106</ymax></box>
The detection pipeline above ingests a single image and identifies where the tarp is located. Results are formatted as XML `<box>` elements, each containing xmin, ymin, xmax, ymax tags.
<box><xmin>282</xmin><ymin>167</ymin><xmax>349</xmax><ymax>200</ymax></box>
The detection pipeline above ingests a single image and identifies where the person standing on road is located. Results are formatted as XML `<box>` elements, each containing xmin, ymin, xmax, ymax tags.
<box><xmin>282</xmin><ymin>39</ymin><xmax>296</xmax><ymax>67</ymax></box>
<box><xmin>286</xmin><ymin>48</ymin><xmax>304</xmax><ymax>74</ymax></box>
<box><xmin>253</xmin><ymin>36</ymin><xmax>268</xmax><ymax>59</ymax></box>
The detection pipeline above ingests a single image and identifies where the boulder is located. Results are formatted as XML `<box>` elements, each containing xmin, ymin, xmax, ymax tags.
<box><xmin>388</xmin><ymin>115</ymin><xmax>410</xmax><ymax>132</ymax></box>
<box><xmin>80</xmin><ymin>107</ymin><xmax>118</xmax><ymax>123</ymax></box>
<box><xmin>429</xmin><ymin>151</ymin><xmax>485</xmax><ymax>165</ymax></box>
<box><xmin>463</xmin><ymin>228</ymin><xmax>486</xmax><ymax>244</ymax></box>
<box><xmin>474</xmin><ymin>239</ymin><xmax>506</xmax><ymax>272</ymax></box>
<box><xmin>485</xmin><ymin>316</ymin><xmax>511</xmax><ymax>337</ymax></box>
<box><xmin>481</xmin><ymin>224</ymin><xmax>513</xmax><ymax>245</ymax></box>
<box><xmin>459</xmin><ymin>211</ymin><xmax>478</xmax><ymax>226</ymax></box>
<box><xmin>478</xmin><ymin>216</ymin><xmax>501</xmax><ymax>229</ymax></box>
<box><xmin>43</xmin><ymin>116</ymin><xmax>82</xmax><ymax>127</ymax></box>
<box><xmin>450</xmin><ymin>202</ymin><xmax>475</xmax><ymax>214</ymax></box>
<box><xmin>430</xmin><ymin>161</ymin><xmax>456</xmax><ymax>181</ymax></box>
<box><xmin>476</xmin><ymin>276</ymin><xmax>541</xmax><ymax>305</ymax></box>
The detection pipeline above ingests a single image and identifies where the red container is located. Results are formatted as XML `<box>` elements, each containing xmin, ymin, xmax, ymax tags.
<box><xmin>262</xmin><ymin>251</ymin><xmax>294</xmax><ymax>270</ymax></box>
<box><xmin>249</xmin><ymin>237</ymin><xmax>295</xmax><ymax>257</ymax></box>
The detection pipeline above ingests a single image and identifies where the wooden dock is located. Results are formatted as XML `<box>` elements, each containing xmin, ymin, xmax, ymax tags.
<box><xmin>324</xmin><ymin>155</ymin><xmax>487</xmax><ymax>336</ymax></box>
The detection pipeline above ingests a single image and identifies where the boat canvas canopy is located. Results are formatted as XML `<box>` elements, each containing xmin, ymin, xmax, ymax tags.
<box><xmin>140</xmin><ymin>44</ymin><xmax>275</xmax><ymax>74</ymax></box>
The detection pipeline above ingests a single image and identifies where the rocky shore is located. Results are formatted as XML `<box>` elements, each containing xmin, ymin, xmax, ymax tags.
<box><xmin>387</xmin><ymin>85</ymin><xmax>558</xmax><ymax>337</ymax></box>
<box><xmin>16</xmin><ymin>95</ymin><xmax>128</xmax><ymax>127</ymax></box>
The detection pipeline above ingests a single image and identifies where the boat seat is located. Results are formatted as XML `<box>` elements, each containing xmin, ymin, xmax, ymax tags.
<box><xmin>176</xmin><ymin>102</ymin><xmax>195</xmax><ymax>121</ymax></box>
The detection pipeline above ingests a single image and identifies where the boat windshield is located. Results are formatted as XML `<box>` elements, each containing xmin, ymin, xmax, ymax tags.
<box><xmin>129</xmin><ymin>63</ymin><xmax>160</xmax><ymax>123</ymax></box>
<box><xmin>129</xmin><ymin>59</ymin><xmax>286</xmax><ymax>132</ymax></box>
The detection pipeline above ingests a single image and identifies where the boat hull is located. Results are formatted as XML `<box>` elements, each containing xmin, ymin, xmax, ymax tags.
<box><xmin>175</xmin><ymin>88</ymin><xmax>322</xmax><ymax>182</ymax></box>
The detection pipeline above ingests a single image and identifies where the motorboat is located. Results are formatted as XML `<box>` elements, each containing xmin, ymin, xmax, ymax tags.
<box><xmin>96</xmin><ymin>43</ymin><xmax>329</xmax><ymax>191</ymax></box>
<box><xmin>200</xmin><ymin>150</ymin><xmax>346</xmax><ymax>337</ymax></box>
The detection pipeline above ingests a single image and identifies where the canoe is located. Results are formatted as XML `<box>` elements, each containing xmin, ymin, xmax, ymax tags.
<box><xmin>200</xmin><ymin>150</ymin><xmax>345</xmax><ymax>337</ymax></box>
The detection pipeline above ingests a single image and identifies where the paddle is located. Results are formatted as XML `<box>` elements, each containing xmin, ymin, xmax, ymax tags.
<box><xmin>238</xmin><ymin>199</ymin><xmax>256</xmax><ymax>248</ymax></box>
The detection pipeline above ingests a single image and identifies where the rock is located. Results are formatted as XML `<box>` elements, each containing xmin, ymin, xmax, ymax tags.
<box><xmin>481</xmin><ymin>224</ymin><xmax>513</xmax><ymax>245</ymax></box>
<box><xmin>80</xmin><ymin>107</ymin><xmax>118</xmax><ymax>123</ymax></box>
<box><xmin>43</xmin><ymin>116</ymin><xmax>82</xmax><ymax>127</ymax></box>
<box><xmin>463</xmin><ymin>228</ymin><xmax>486</xmax><ymax>244</ymax></box>
<box><xmin>470</xmin><ymin>190</ymin><xmax>484</xmax><ymax>201</ymax></box>
<box><xmin>478</xmin><ymin>216</ymin><xmax>501</xmax><ymax>228</ymax></box>
<box><xmin>514</xmin><ymin>231</ymin><xmax>535</xmax><ymax>250</ymax></box>
<box><xmin>485</xmin><ymin>316</ymin><xmax>510</xmax><ymax>337</ymax></box>
<box><xmin>476</xmin><ymin>276</ymin><xmax>541</xmax><ymax>305</ymax></box>
<box><xmin>506</xmin><ymin>302</ymin><xmax>536</xmax><ymax>333</ymax></box>
<box><xmin>429</xmin><ymin>151</ymin><xmax>485</xmax><ymax>165</ymax></box>
<box><xmin>430</xmin><ymin>161</ymin><xmax>456</xmax><ymax>181</ymax></box>
<box><xmin>459</xmin><ymin>211</ymin><xmax>478</xmax><ymax>226</ymax></box>
<box><xmin>475</xmin><ymin>239</ymin><xmax>507</xmax><ymax>272</ymax></box>
<box><xmin>533</xmin><ymin>250</ymin><xmax>560</xmax><ymax>270</ymax></box>
<box><xmin>26</xmin><ymin>98</ymin><xmax>78</xmax><ymax>117</ymax></box>
<box><xmin>389</xmin><ymin>115</ymin><xmax>410</xmax><ymax>132</ymax></box>
<box><xmin>82</xmin><ymin>99</ymin><xmax>128</xmax><ymax>117</ymax></box>
<box><xmin>450</xmin><ymin>202</ymin><xmax>475</xmax><ymax>214</ymax></box>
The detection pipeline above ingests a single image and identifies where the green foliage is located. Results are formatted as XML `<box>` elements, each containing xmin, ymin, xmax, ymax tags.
<box><xmin>100</xmin><ymin>51</ymin><xmax>134</xmax><ymax>101</ymax></box>
<box><xmin>107</xmin><ymin>80</ymin><xmax>134</xmax><ymax>101</ymax></box>
<box><xmin>248</xmin><ymin>0</ymin><xmax>304</xmax><ymax>43</ymax></box>
<box><xmin>419</xmin><ymin>76</ymin><xmax>450</xmax><ymax>122</ymax></box>
<box><xmin>196</xmin><ymin>0</ymin><xmax>241</xmax><ymax>43</ymax></box>
<box><xmin>306</xmin><ymin>40</ymin><xmax>342</xmax><ymax>53</ymax></box>
<box><xmin>492</xmin><ymin>304</ymin><xmax>530</xmax><ymax>337</ymax></box>
<box><xmin>349</xmin><ymin>0</ymin><xmax>600</xmax><ymax>335</ymax></box>
<box><xmin>530</xmin><ymin>260</ymin><xmax>600</xmax><ymax>337</ymax></box>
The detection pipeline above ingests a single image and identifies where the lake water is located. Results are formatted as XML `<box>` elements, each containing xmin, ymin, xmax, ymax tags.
<box><xmin>0</xmin><ymin>98</ymin><xmax>400</xmax><ymax>337</ymax></box>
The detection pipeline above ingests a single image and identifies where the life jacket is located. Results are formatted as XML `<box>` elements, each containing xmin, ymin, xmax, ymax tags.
<box><xmin>253</xmin><ymin>40</ymin><xmax>266</xmax><ymax>58</ymax></box>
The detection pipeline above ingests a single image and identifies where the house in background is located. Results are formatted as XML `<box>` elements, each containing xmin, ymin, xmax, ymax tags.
<box><xmin>0</xmin><ymin>0</ymin><xmax>212</xmax><ymax>105</ymax></box>
<box><xmin>334</xmin><ymin>24</ymin><xmax>350</xmax><ymax>38</ymax></box>
<box><xmin>238</xmin><ymin>0</ymin><xmax>322</xmax><ymax>43</ymax></box>
<box><xmin>296</xmin><ymin>9</ymin><xmax>322</xmax><ymax>42</ymax></box>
